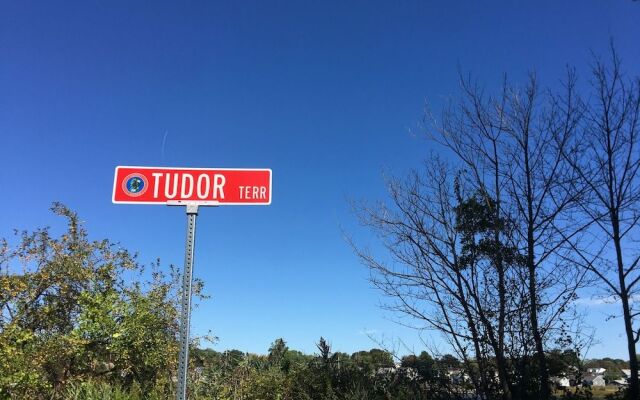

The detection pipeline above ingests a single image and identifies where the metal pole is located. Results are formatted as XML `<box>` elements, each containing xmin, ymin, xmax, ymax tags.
<box><xmin>176</xmin><ymin>204</ymin><xmax>198</xmax><ymax>400</ymax></box>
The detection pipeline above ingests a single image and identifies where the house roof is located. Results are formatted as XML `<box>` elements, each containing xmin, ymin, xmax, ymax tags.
<box><xmin>583</xmin><ymin>373</ymin><xmax>605</xmax><ymax>381</ymax></box>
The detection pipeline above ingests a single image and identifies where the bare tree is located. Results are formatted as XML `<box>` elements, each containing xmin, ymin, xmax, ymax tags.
<box><xmin>353</xmin><ymin>68</ymin><xmax>590</xmax><ymax>400</ymax></box>
<box><xmin>431</xmin><ymin>72</ymin><xmax>588</xmax><ymax>400</ymax></box>
<box><xmin>500</xmin><ymin>73</ymin><xmax>589</xmax><ymax>400</ymax></box>
<box><xmin>562</xmin><ymin>48</ymin><xmax>640</xmax><ymax>400</ymax></box>
<box><xmin>352</xmin><ymin>159</ymin><xmax>521</xmax><ymax>400</ymax></box>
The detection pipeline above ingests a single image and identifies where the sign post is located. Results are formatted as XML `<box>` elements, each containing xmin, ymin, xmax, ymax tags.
<box><xmin>176</xmin><ymin>203</ymin><xmax>198</xmax><ymax>400</ymax></box>
<box><xmin>113</xmin><ymin>166</ymin><xmax>271</xmax><ymax>400</ymax></box>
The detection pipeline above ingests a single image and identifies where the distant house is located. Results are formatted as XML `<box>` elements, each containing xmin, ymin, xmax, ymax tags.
<box><xmin>375</xmin><ymin>366</ymin><xmax>419</xmax><ymax>381</ymax></box>
<box><xmin>622</xmin><ymin>369</ymin><xmax>632</xmax><ymax>379</ymax></box>
<box><xmin>550</xmin><ymin>376</ymin><xmax>571</xmax><ymax>388</ymax></box>
<box><xmin>401</xmin><ymin>367</ymin><xmax>419</xmax><ymax>380</ymax></box>
<box><xmin>613</xmin><ymin>378</ymin><xmax>629</xmax><ymax>386</ymax></box>
<box><xmin>587</xmin><ymin>367</ymin><xmax>606</xmax><ymax>375</ymax></box>
<box><xmin>446</xmin><ymin>369</ymin><xmax>469</xmax><ymax>384</ymax></box>
<box><xmin>376</xmin><ymin>366</ymin><xmax>397</xmax><ymax>375</ymax></box>
<box><xmin>583</xmin><ymin>373</ymin><xmax>606</xmax><ymax>387</ymax></box>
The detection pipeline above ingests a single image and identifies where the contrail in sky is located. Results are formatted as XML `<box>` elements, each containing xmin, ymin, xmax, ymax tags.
<box><xmin>161</xmin><ymin>131</ymin><xmax>169</xmax><ymax>161</ymax></box>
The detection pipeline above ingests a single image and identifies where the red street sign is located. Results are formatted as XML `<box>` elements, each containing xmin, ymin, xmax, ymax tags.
<box><xmin>112</xmin><ymin>166</ymin><xmax>272</xmax><ymax>205</ymax></box>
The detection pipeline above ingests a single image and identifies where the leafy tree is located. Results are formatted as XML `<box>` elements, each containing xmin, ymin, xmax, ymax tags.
<box><xmin>401</xmin><ymin>351</ymin><xmax>437</xmax><ymax>382</ymax></box>
<box><xmin>438</xmin><ymin>354</ymin><xmax>462</xmax><ymax>370</ymax></box>
<box><xmin>547</xmin><ymin>349</ymin><xmax>581</xmax><ymax>378</ymax></box>
<box><xmin>317</xmin><ymin>337</ymin><xmax>332</xmax><ymax>366</ymax></box>
<box><xmin>351</xmin><ymin>349</ymin><xmax>394</xmax><ymax>372</ymax></box>
<box><xmin>0</xmin><ymin>203</ymin><xmax>207</xmax><ymax>398</ymax></box>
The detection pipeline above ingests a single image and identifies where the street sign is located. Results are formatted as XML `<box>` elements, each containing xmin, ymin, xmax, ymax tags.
<box><xmin>112</xmin><ymin>166</ymin><xmax>272</xmax><ymax>205</ymax></box>
<box><xmin>112</xmin><ymin>165</ymin><xmax>271</xmax><ymax>400</ymax></box>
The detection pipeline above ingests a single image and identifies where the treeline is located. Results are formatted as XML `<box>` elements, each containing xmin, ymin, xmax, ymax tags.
<box><xmin>186</xmin><ymin>338</ymin><xmax>461</xmax><ymax>400</ymax></box>
<box><xmin>584</xmin><ymin>358</ymin><xmax>635</xmax><ymax>382</ymax></box>
<box><xmin>187</xmin><ymin>342</ymin><xmax>630</xmax><ymax>400</ymax></box>
<box><xmin>353</xmin><ymin>46</ymin><xmax>640</xmax><ymax>400</ymax></box>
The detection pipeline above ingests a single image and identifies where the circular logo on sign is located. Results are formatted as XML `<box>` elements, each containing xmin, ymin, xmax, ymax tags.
<box><xmin>122</xmin><ymin>173</ymin><xmax>148</xmax><ymax>197</ymax></box>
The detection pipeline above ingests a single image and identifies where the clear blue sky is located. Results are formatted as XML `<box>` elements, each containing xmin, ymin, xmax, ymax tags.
<box><xmin>1</xmin><ymin>1</ymin><xmax>639</xmax><ymax>359</ymax></box>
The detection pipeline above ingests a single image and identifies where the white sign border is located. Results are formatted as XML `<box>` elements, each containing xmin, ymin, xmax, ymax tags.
<box><xmin>112</xmin><ymin>165</ymin><xmax>272</xmax><ymax>206</ymax></box>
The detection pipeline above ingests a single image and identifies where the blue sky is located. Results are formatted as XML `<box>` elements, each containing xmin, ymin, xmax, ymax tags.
<box><xmin>1</xmin><ymin>1</ymin><xmax>639</xmax><ymax>359</ymax></box>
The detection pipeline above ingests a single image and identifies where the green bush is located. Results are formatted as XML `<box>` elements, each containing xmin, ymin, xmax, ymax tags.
<box><xmin>0</xmin><ymin>204</ymin><xmax>207</xmax><ymax>399</ymax></box>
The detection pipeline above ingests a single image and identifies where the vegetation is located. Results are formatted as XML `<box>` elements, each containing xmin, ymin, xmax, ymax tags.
<box><xmin>2</xmin><ymin>47</ymin><xmax>640</xmax><ymax>399</ymax></box>
<box><xmin>0</xmin><ymin>204</ymin><xmax>456</xmax><ymax>399</ymax></box>
<box><xmin>2</xmin><ymin>203</ymin><xmax>627</xmax><ymax>400</ymax></box>
<box><xmin>0</xmin><ymin>203</ymin><xmax>206</xmax><ymax>399</ymax></box>
<box><xmin>353</xmin><ymin>47</ymin><xmax>640</xmax><ymax>399</ymax></box>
